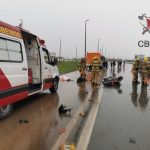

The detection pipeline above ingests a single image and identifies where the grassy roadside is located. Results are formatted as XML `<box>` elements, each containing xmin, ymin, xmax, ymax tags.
<box><xmin>57</xmin><ymin>61</ymin><xmax>79</xmax><ymax>74</ymax></box>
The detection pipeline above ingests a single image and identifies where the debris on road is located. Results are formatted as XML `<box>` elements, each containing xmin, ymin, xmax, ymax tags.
<box><xmin>102</xmin><ymin>76</ymin><xmax>123</xmax><ymax>87</ymax></box>
<box><xmin>117</xmin><ymin>89</ymin><xmax>123</xmax><ymax>94</ymax></box>
<box><xmin>60</xmin><ymin>75</ymin><xmax>73</xmax><ymax>82</ymax></box>
<box><xmin>58</xmin><ymin>104</ymin><xmax>72</xmax><ymax>114</ymax></box>
<box><xmin>89</xmin><ymin>99</ymin><xmax>94</xmax><ymax>102</ymax></box>
<box><xmin>60</xmin><ymin>144</ymin><xmax>76</xmax><ymax>150</ymax></box>
<box><xmin>129</xmin><ymin>137</ymin><xmax>136</xmax><ymax>144</ymax></box>
<box><xmin>19</xmin><ymin>119</ymin><xmax>29</xmax><ymax>124</ymax></box>
<box><xmin>79</xmin><ymin>112</ymin><xmax>86</xmax><ymax>117</ymax></box>
<box><xmin>58</xmin><ymin>128</ymin><xmax>66</xmax><ymax>134</ymax></box>
<box><xmin>77</xmin><ymin>76</ymin><xmax>86</xmax><ymax>83</ymax></box>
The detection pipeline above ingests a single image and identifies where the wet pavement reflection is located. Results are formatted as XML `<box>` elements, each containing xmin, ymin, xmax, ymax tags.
<box><xmin>0</xmin><ymin>92</ymin><xmax>60</xmax><ymax>150</ymax></box>
<box><xmin>0</xmin><ymin>71</ymin><xmax>94</xmax><ymax>150</ymax></box>
<box><xmin>77</xmin><ymin>82</ymin><xmax>88</xmax><ymax>101</ymax></box>
<box><xmin>88</xmin><ymin>64</ymin><xmax>150</xmax><ymax>150</ymax></box>
<box><xmin>131</xmin><ymin>83</ymin><xmax>149</xmax><ymax>109</ymax></box>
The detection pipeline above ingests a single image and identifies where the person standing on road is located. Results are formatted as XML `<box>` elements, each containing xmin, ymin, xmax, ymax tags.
<box><xmin>110</xmin><ymin>61</ymin><xmax>113</xmax><ymax>69</ymax></box>
<box><xmin>102</xmin><ymin>60</ymin><xmax>106</xmax><ymax>70</ymax></box>
<box><xmin>117</xmin><ymin>59</ymin><xmax>120</xmax><ymax>68</ymax></box>
<box><xmin>91</xmin><ymin>56</ymin><xmax>101</xmax><ymax>85</ymax></box>
<box><xmin>131</xmin><ymin>59</ymin><xmax>140</xmax><ymax>83</ymax></box>
<box><xmin>147</xmin><ymin>62</ymin><xmax>150</xmax><ymax>84</ymax></box>
<box><xmin>123</xmin><ymin>60</ymin><xmax>126</xmax><ymax>68</ymax></box>
<box><xmin>141</xmin><ymin>57</ymin><xmax>148</xmax><ymax>85</ymax></box>
<box><xmin>105</xmin><ymin>60</ymin><xmax>108</xmax><ymax>69</ymax></box>
<box><xmin>78</xmin><ymin>58</ymin><xmax>86</xmax><ymax>80</ymax></box>
<box><xmin>112</xmin><ymin>60</ymin><xmax>116</xmax><ymax>70</ymax></box>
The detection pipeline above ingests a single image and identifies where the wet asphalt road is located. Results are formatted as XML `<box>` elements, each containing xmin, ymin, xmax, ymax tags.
<box><xmin>88</xmin><ymin>64</ymin><xmax>150</xmax><ymax>150</ymax></box>
<box><xmin>0</xmin><ymin>71</ymin><xmax>95</xmax><ymax>150</ymax></box>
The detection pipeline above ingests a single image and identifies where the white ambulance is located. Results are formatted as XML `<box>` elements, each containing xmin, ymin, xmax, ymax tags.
<box><xmin>0</xmin><ymin>21</ymin><xmax>59</xmax><ymax>119</ymax></box>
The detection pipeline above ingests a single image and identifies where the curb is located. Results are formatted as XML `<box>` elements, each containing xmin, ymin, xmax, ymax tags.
<box><xmin>77</xmin><ymin>85</ymin><xmax>103</xmax><ymax>150</ymax></box>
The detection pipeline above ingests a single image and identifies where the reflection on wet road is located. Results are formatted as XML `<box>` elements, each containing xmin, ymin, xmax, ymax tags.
<box><xmin>88</xmin><ymin>64</ymin><xmax>150</xmax><ymax>150</ymax></box>
<box><xmin>0</xmin><ymin>93</ymin><xmax>59</xmax><ymax>150</ymax></box>
<box><xmin>0</xmin><ymin>71</ymin><xmax>94</xmax><ymax>150</ymax></box>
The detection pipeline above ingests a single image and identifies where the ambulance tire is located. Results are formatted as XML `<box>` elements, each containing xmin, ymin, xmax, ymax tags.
<box><xmin>0</xmin><ymin>104</ymin><xmax>13</xmax><ymax>120</ymax></box>
<box><xmin>50</xmin><ymin>79</ymin><xmax>58</xmax><ymax>93</ymax></box>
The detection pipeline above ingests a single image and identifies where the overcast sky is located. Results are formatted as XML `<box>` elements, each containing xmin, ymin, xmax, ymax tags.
<box><xmin>1</xmin><ymin>0</ymin><xmax>150</xmax><ymax>59</ymax></box>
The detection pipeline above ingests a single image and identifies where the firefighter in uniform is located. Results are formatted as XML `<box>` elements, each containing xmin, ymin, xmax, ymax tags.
<box><xmin>141</xmin><ymin>57</ymin><xmax>148</xmax><ymax>85</ymax></box>
<box><xmin>91</xmin><ymin>56</ymin><xmax>101</xmax><ymax>85</ymax></box>
<box><xmin>131</xmin><ymin>59</ymin><xmax>139</xmax><ymax>83</ymax></box>
<box><xmin>139</xmin><ymin>59</ymin><xmax>142</xmax><ymax>73</ymax></box>
<box><xmin>147</xmin><ymin>62</ymin><xmax>150</xmax><ymax>84</ymax></box>
<box><xmin>78</xmin><ymin>58</ymin><xmax>86</xmax><ymax>80</ymax></box>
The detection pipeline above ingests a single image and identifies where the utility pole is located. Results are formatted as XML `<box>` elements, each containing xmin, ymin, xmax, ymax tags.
<box><xmin>97</xmin><ymin>39</ymin><xmax>100</xmax><ymax>52</ymax></box>
<box><xmin>105</xmin><ymin>49</ymin><xmax>107</xmax><ymax>58</ymax></box>
<box><xmin>85</xmin><ymin>19</ymin><xmax>89</xmax><ymax>58</ymax></box>
<box><xmin>59</xmin><ymin>38</ymin><xmax>61</xmax><ymax>61</ymax></box>
<box><xmin>76</xmin><ymin>45</ymin><xmax>78</xmax><ymax>61</ymax></box>
<box><xmin>99</xmin><ymin>48</ymin><xmax>101</xmax><ymax>54</ymax></box>
<box><xmin>102</xmin><ymin>44</ymin><xmax>103</xmax><ymax>55</ymax></box>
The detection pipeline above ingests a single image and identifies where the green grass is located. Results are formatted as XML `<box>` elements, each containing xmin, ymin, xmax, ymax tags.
<box><xmin>57</xmin><ymin>61</ymin><xmax>79</xmax><ymax>74</ymax></box>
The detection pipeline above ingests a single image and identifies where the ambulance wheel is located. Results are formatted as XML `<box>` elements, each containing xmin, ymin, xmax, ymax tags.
<box><xmin>50</xmin><ymin>79</ymin><xmax>58</xmax><ymax>93</ymax></box>
<box><xmin>0</xmin><ymin>104</ymin><xmax>13</xmax><ymax>120</ymax></box>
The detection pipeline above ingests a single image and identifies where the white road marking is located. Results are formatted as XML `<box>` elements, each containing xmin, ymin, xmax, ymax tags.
<box><xmin>77</xmin><ymin>85</ymin><xmax>103</xmax><ymax>150</ymax></box>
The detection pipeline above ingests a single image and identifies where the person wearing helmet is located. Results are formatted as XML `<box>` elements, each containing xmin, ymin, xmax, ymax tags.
<box><xmin>131</xmin><ymin>59</ymin><xmax>140</xmax><ymax>83</ymax></box>
<box><xmin>91</xmin><ymin>56</ymin><xmax>101</xmax><ymax>85</ymax></box>
<box><xmin>141</xmin><ymin>57</ymin><xmax>148</xmax><ymax>85</ymax></box>
<box><xmin>78</xmin><ymin>58</ymin><xmax>86</xmax><ymax>81</ymax></box>
<box><xmin>147</xmin><ymin>62</ymin><xmax>150</xmax><ymax>83</ymax></box>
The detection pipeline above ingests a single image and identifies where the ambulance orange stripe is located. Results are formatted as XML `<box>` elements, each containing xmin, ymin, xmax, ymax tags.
<box><xmin>0</xmin><ymin>21</ymin><xmax>22</xmax><ymax>39</ymax></box>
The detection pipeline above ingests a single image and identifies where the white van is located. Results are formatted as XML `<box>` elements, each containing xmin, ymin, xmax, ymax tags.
<box><xmin>0</xmin><ymin>21</ymin><xmax>59</xmax><ymax>119</ymax></box>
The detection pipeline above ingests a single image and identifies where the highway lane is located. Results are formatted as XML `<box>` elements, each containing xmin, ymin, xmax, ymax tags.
<box><xmin>88</xmin><ymin>64</ymin><xmax>150</xmax><ymax>150</ymax></box>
